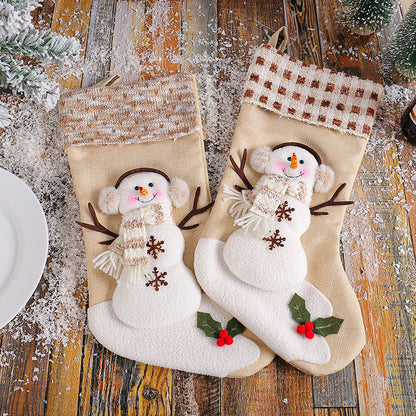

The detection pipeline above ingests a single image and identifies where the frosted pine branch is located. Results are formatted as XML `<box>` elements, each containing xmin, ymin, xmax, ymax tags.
<box><xmin>0</xmin><ymin>28</ymin><xmax>81</xmax><ymax>65</ymax></box>
<box><xmin>1</xmin><ymin>0</ymin><xmax>41</xmax><ymax>11</ymax></box>
<box><xmin>0</xmin><ymin>100</ymin><xmax>11</xmax><ymax>128</ymax></box>
<box><xmin>0</xmin><ymin>53</ymin><xmax>59</xmax><ymax>110</ymax></box>
<box><xmin>0</xmin><ymin>2</ymin><xmax>33</xmax><ymax>37</ymax></box>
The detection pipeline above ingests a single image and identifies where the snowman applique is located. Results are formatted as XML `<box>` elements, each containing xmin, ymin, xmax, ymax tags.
<box><xmin>78</xmin><ymin>167</ymin><xmax>261</xmax><ymax>377</ymax></box>
<box><xmin>195</xmin><ymin>143</ymin><xmax>347</xmax><ymax>365</ymax></box>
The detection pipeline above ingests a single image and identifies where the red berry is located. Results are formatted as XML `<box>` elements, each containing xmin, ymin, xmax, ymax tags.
<box><xmin>225</xmin><ymin>336</ymin><xmax>234</xmax><ymax>345</ymax></box>
<box><xmin>217</xmin><ymin>338</ymin><xmax>225</xmax><ymax>347</ymax></box>
<box><xmin>219</xmin><ymin>329</ymin><xmax>229</xmax><ymax>339</ymax></box>
<box><xmin>304</xmin><ymin>321</ymin><xmax>314</xmax><ymax>330</ymax></box>
<box><xmin>305</xmin><ymin>329</ymin><xmax>315</xmax><ymax>339</ymax></box>
<box><xmin>296</xmin><ymin>325</ymin><xmax>306</xmax><ymax>335</ymax></box>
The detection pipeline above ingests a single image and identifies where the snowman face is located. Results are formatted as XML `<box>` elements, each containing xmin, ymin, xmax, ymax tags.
<box><xmin>118</xmin><ymin>172</ymin><xmax>171</xmax><ymax>214</ymax></box>
<box><xmin>265</xmin><ymin>145</ymin><xmax>319</xmax><ymax>187</ymax></box>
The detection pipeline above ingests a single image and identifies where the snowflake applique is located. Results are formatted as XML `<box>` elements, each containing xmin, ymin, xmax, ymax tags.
<box><xmin>263</xmin><ymin>229</ymin><xmax>286</xmax><ymax>251</ymax></box>
<box><xmin>275</xmin><ymin>200</ymin><xmax>294</xmax><ymax>222</ymax></box>
<box><xmin>145</xmin><ymin>267</ymin><xmax>168</xmax><ymax>291</ymax></box>
<box><xmin>147</xmin><ymin>235</ymin><xmax>165</xmax><ymax>259</ymax></box>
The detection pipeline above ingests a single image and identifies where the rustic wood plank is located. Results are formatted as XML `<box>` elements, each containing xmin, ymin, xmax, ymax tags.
<box><xmin>221</xmin><ymin>360</ymin><xmax>285</xmax><ymax>416</ymax></box>
<box><xmin>312</xmin><ymin>364</ymin><xmax>357</xmax><ymax>408</ymax></box>
<box><xmin>78</xmin><ymin>337</ymin><xmax>172</xmax><ymax>415</ymax></box>
<box><xmin>314</xmin><ymin>408</ymin><xmax>359</xmax><ymax>416</ymax></box>
<box><xmin>283</xmin><ymin>0</ymin><xmax>322</xmax><ymax>65</ymax></box>
<box><xmin>315</xmin><ymin>0</ymin><xmax>383</xmax><ymax>82</ymax></box>
<box><xmin>81</xmin><ymin>0</ymin><xmax>117</xmax><ymax>88</ymax></box>
<box><xmin>43</xmin><ymin>1</ymin><xmax>93</xmax><ymax>414</ymax></box>
<box><xmin>173</xmin><ymin>372</ymin><xmax>220</xmax><ymax>416</ymax></box>
<box><xmin>110</xmin><ymin>0</ymin><xmax>181</xmax><ymax>83</ymax></box>
<box><xmin>400</xmin><ymin>0</ymin><xmax>416</xmax><ymax>14</ymax></box>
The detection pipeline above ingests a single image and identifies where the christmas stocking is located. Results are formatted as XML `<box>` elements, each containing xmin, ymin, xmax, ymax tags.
<box><xmin>58</xmin><ymin>73</ymin><xmax>274</xmax><ymax>377</ymax></box>
<box><xmin>194</xmin><ymin>28</ymin><xmax>383</xmax><ymax>375</ymax></box>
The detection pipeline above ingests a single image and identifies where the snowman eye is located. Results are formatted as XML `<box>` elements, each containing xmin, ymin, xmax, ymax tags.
<box><xmin>299</xmin><ymin>160</ymin><xmax>304</xmax><ymax>164</ymax></box>
<box><xmin>134</xmin><ymin>186</ymin><xmax>140</xmax><ymax>191</ymax></box>
<box><xmin>287</xmin><ymin>156</ymin><xmax>292</xmax><ymax>162</ymax></box>
<box><xmin>148</xmin><ymin>183</ymin><xmax>154</xmax><ymax>187</ymax></box>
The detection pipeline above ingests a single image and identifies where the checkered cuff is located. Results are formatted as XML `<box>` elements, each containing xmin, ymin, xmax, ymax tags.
<box><xmin>242</xmin><ymin>44</ymin><xmax>383</xmax><ymax>139</ymax></box>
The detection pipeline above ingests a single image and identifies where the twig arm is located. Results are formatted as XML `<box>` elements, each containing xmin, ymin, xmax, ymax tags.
<box><xmin>230</xmin><ymin>148</ymin><xmax>254</xmax><ymax>190</ymax></box>
<box><xmin>178</xmin><ymin>187</ymin><xmax>214</xmax><ymax>230</ymax></box>
<box><xmin>76</xmin><ymin>202</ymin><xmax>118</xmax><ymax>244</ymax></box>
<box><xmin>310</xmin><ymin>183</ymin><xmax>354</xmax><ymax>216</ymax></box>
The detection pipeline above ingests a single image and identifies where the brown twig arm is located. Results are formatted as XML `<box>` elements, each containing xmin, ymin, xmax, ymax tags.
<box><xmin>76</xmin><ymin>203</ymin><xmax>118</xmax><ymax>244</ymax></box>
<box><xmin>230</xmin><ymin>148</ymin><xmax>254</xmax><ymax>190</ymax></box>
<box><xmin>310</xmin><ymin>183</ymin><xmax>354</xmax><ymax>216</ymax></box>
<box><xmin>178</xmin><ymin>187</ymin><xmax>214</xmax><ymax>230</ymax></box>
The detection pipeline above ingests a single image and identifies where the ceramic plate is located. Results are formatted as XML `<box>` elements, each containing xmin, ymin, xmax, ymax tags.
<box><xmin>0</xmin><ymin>168</ymin><xmax>48</xmax><ymax>329</ymax></box>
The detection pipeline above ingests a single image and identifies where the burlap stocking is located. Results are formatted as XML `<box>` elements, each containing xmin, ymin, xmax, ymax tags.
<box><xmin>58</xmin><ymin>73</ymin><xmax>274</xmax><ymax>377</ymax></box>
<box><xmin>194</xmin><ymin>28</ymin><xmax>383</xmax><ymax>376</ymax></box>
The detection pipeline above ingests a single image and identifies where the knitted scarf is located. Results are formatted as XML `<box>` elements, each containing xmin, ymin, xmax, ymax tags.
<box><xmin>224</xmin><ymin>174</ymin><xmax>312</xmax><ymax>232</ymax></box>
<box><xmin>93</xmin><ymin>203</ymin><xmax>174</xmax><ymax>282</ymax></box>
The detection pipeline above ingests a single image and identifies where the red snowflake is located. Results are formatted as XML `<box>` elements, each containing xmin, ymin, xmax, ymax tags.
<box><xmin>263</xmin><ymin>229</ymin><xmax>286</xmax><ymax>251</ymax></box>
<box><xmin>145</xmin><ymin>267</ymin><xmax>168</xmax><ymax>291</ymax></box>
<box><xmin>275</xmin><ymin>200</ymin><xmax>294</xmax><ymax>222</ymax></box>
<box><xmin>147</xmin><ymin>235</ymin><xmax>165</xmax><ymax>259</ymax></box>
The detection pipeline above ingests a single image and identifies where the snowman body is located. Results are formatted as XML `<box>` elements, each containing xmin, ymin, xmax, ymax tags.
<box><xmin>112</xmin><ymin>223</ymin><xmax>201</xmax><ymax>329</ymax></box>
<box><xmin>223</xmin><ymin>194</ymin><xmax>310</xmax><ymax>291</ymax></box>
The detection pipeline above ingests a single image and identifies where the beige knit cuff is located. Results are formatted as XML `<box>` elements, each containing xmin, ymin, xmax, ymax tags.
<box><xmin>242</xmin><ymin>44</ymin><xmax>384</xmax><ymax>139</ymax></box>
<box><xmin>58</xmin><ymin>73</ymin><xmax>200</xmax><ymax>149</ymax></box>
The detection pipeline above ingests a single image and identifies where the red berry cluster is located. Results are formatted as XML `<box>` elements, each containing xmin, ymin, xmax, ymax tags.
<box><xmin>296</xmin><ymin>321</ymin><xmax>315</xmax><ymax>339</ymax></box>
<box><xmin>216</xmin><ymin>329</ymin><xmax>234</xmax><ymax>347</ymax></box>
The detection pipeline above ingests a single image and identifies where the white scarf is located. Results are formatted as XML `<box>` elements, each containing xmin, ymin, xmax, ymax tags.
<box><xmin>93</xmin><ymin>203</ymin><xmax>174</xmax><ymax>282</ymax></box>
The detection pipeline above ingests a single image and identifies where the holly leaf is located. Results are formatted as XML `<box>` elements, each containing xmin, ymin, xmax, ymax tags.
<box><xmin>289</xmin><ymin>293</ymin><xmax>310</xmax><ymax>324</ymax></box>
<box><xmin>226</xmin><ymin>317</ymin><xmax>245</xmax><ymax>338</ymax></box>
<box><xmin>197</xmin><ymin>312</ymin><xmax>222</xmax><ymax>338</ymax></box>
<box><xmin>312</xmin><ymin>316</ymin><xmax>344</xmax><ymax>337</ymax></box>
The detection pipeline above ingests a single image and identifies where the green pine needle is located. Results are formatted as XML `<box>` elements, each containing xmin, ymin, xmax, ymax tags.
<box><xmin>340</xmin><ymin>0</ymin><xmax>399</xmax><ymax>33</ymax></box>
<box><xmin>388</xmin><ymin>2</ymin><xmax>416</xmax><ymax>80</ymax></box>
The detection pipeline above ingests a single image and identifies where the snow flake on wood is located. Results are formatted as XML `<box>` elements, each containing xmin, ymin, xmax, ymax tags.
<box><xmin>146</xmin><ymin>235</ymin><xmax>165</xmax><ymax>259</ymax></box>
<box><xmin>275</xmin><ymin>200</ymin><xmax>294</xmax><ymax>222</ymax></box>
<box><xmin>146</xmin><ymin>267</ymin><xmax>168</xmax><ymax>291</ymax></box>
<box><xmin>263</xmin><ymin>229</ymin><xmax>286</xmax><ymax>250</ymax></box>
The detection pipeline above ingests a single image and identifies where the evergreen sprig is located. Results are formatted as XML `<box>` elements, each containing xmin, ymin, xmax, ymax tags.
<box><xmin>340</xmin><ymin>0</ymin><xmax>399</xmax><ymax>35</ymax></box>
<box><xmin>387</xmin><ymin>2</ymin><xmax>416</xmax><ymax>80</ymax></box>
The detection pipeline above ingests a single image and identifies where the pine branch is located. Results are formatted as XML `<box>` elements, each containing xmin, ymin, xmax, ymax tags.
<box><xmin>178</xmin><ymin>187</ymin><xmax>214</xmax><ymax>230</ymax></box>
<box><xmin>0</xmin><ymin>2</ymin><xmax>35</xmax><ymax>37</ymax></box>
<box><xmin>2</xmin><ymin>0</ymin><xmax>41</xmax><ymax>11</ymax></box>
<box><xmin>0</xmin><ymin>28</ymin><xmax>81</xmax><ymax>66</ymax></box>
<box><xmin>310</xmin><ymin>183</ymin><xmax>354</xmax><ymax>216</ymax></box>
<box><xmin>0</xmin><ymin>52</ymin><xmax>60</xmax><ymax>109</ymax></box>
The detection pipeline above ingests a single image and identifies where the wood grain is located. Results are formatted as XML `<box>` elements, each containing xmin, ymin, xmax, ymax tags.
<box><xmin>314</xmin><ymin>408</ymin><xmax>359</xmax><ymax>416</ymax></box>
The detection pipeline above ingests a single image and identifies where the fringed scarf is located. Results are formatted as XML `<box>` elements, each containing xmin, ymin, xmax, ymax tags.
<box><xmin>224</xmin><ymin>174</ymin><xmax>312</xmax><ymax>232</ymax></box>
<box><xmin>93</xmin><ymin>203</ymin><xmax>174</xmax><ymax>282</ymax></box>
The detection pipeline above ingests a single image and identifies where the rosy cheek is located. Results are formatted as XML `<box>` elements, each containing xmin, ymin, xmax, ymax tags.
<box><xmin>300</xmin><ymin>168</ymin><xmax>310</xmax><ymax>177</ymax></box>
<box><xmin>275</xmin><ymin>162</ymin><xmax>285</xmax><ymax>172</ymax></box>
<box><xmin>153</xmin><ymin>189</ymin><xmax>163</xmax><ymax>199</ymax></box>
<box><xmin>127</xmin><ymin>194</ymin><xmax>137</xmax><ymax>205</ymax></box>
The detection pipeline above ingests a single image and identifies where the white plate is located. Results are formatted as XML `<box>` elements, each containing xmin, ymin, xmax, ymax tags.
<box><xmin>0</xmin><ymin>168</ymin><xmax>48</xmax><ymax>329</ymax></box>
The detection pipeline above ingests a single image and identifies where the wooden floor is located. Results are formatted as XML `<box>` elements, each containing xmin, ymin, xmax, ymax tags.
<box><xmin>1</xmin><ymin>0</ymin><xmax>416</xmax><ymax>415</ymax></box>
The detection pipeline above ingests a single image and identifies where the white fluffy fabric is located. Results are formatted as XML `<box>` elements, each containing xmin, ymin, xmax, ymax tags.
<box><xmin>88</xmin><ymin>295</ymin><xmax>261</xmax><ymax>377</ymax></box>
<box><xmin>195</xmin><ymin>238</ymin><xmax>333</xmax><ymax>365</ymax></box>
<box><xmin>222</xmin><ymin>195</ymin><xmax>311</xmax><ymax>291</ymax></box>
<box><xmin>112</xmin><ymin>224</ymin><xmax>201</xmax><ymax>328</ymax></box>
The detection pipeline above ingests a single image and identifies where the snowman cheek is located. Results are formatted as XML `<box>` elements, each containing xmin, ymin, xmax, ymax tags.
<box><xmin>300</xmin><ymin>168</ymin><xmax>310</xmax><ymax>177</ymax></box>
<box><xmin>153</xmin><ymin>189</ymin><xmax>163</xmax><ymax>199</ymax></box>
<box><xmin>275</xmin><ymin>162</ymin><xmax>286</xmax><ymax>173</ymax></box>
<box><xmin>127</xmin><ymin>194</ymin><xmax>137</xmax><ymax>205</ymax></box>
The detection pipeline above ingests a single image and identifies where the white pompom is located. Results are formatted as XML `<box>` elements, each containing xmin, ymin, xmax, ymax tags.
<box><xmin>314</xmin><ymin>165</ymin><xmax>335</xmax><ymax>193</ymax></box>
<box><xmin>98</xmin><ymin>186</ymin><xmax>120</xmax><ymax>215</ymax></box>
<box><xmin>250</xmin><ymin>146</ymin><xmax>272</xmax><ymax>173</ymax></box>
<box><xmin>169</xmin><ymin>178</ymin><xmax>190</xmax><ymax>208</ymax></box>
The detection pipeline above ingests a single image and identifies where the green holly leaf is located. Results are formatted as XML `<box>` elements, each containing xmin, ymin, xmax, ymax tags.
<box><xmin>312</xmin><ymin>316</ymin><xmax>344</xmax><ymax>337</ymax></box>
<box><xmin>289</xmin><ymin>293</ymin><xmax>311</xmax><ymax>324</ymax></box>
<box><xmin>197</xmin><ymin>312</ymin><xmax>222</xmax><ymax>338</ymax></box>
<box><xmin>226</xmin><ymin>317</ymin><xmax>245</xmax><ymax>338</ymax></box>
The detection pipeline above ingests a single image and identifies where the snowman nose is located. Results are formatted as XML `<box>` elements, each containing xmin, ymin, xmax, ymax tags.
<box><xmin>291</xmin><ymin>153</ymin><xmax>298</xmax><ymax>169</ymax></box>
<box><xmin>139</xmin><ymin>187</ymin><xmax>148</xmax><ymax>196</ymax></box>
